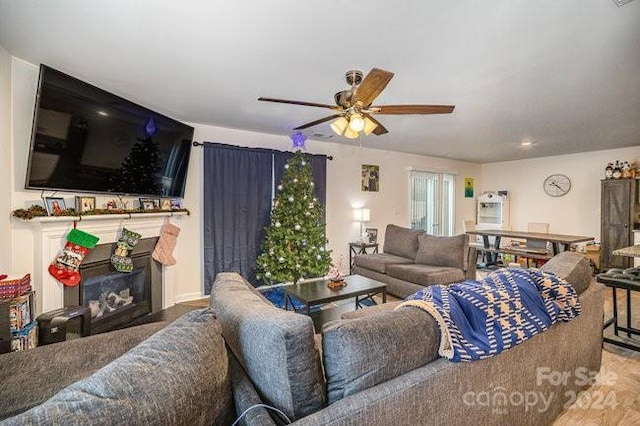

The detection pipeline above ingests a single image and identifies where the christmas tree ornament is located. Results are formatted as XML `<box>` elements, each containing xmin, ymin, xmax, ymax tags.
<box><xmin>111</xmin><ymin>228</ymin><xmax>142</xmax><ymax>273</ymax></box>
<box><xmin>290</xmin><ymin>131</ymin><xmax>307</xmax><ymax>150</ymax></box>
<box><xmin>48</xmin><ymin>228</ymin><xmax>100</xmax><ymax>286</ymax></box>
<box><xmin>152</xmin><ymin>220</ymin><xmax>181</xmax><ymax>266</ymax></box>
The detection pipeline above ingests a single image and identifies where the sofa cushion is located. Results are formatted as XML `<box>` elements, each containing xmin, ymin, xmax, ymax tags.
<box><xmin>353</xmin><ymin>252</ymin><xmax>414</xmax><ymax>273</ymax></box>
<box><xmin>415</xmin><ymin>233</ymin><xmax>469</xmax><ymax>270</ymax></box>
<box><xmin>4</xmin><ymin>309</ymin><xmax>232</xmax><ymax>426</ymax></box>
<box><xmin>322</xmin><ymin>308</ymin><xmax>441</xmax><ymax>404</ymax></box>
<box><xmin>386</xmin><ymin>263</ymin><xmax>465</xmax><ymax>287</ymax></box>
<box><xmin>0</xmin><ymin>321</ymin><xmax>168</xmax><ymax>421</ymax></box>
<box><xmin>540</xmin><ymin>251</ymin><xmax>592</xmax><ymax>294</ymax></box>
<box><xmin>210</xmin><ymin>273</ymin><xmax>325</xmax><ymax>421</ymax></box>
<box><xmin>382</xmin><ymin>224</ymin><xmax>423</xmax><ymax>259</ymax></box>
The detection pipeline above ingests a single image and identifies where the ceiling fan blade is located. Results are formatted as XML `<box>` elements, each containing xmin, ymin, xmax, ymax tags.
<box><xmin>258</xmin><ymin>97</ymin><xmax>338</xmax><ymax>110</ymax></box>
<box><xmin>293</xmin><ymin>114</ymin><xmax>343</xmax><ymax>130</ymax></box>
<box><xmin>365</xmin><ymin>115</ymin><xmax>389</xmax><ymax>135</ymax></box>
<box><xmin>371</xmin><ymin>104</ymin><xmax>455</xmax><ymax>115</ymax></box>
<box><xmin>352</xmin><ymin>68</ymin><xmax>394</xmax><ymax>107</ymax></box>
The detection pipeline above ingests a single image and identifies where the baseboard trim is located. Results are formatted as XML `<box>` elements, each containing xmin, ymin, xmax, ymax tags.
<box><xmin>174</xmin><ymin>292</ymin><xmax>208</xmax><ymax>304</ymax></box>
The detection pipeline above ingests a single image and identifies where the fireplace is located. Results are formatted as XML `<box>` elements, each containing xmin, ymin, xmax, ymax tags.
<box><xmin>64</xmin><ymin>237</ymin><xmax>162</xmax><ymax>334</ymax></box>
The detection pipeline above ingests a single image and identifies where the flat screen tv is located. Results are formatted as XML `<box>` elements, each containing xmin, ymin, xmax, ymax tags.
<box><xmin>26</xmin><ymin>65</ymin><xmax>194</xmax><ymax>198</ymax></box>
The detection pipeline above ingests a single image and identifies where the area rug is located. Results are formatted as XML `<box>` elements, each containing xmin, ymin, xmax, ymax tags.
<box><xmin>259</xmin><ymin>286</ymin><xmax>375</xmax><ymax>312</ymax></box>
<box><xmin>259</xmin><ymin>286</ymin><xmax>311</xmax><ymax>311</ymax></box>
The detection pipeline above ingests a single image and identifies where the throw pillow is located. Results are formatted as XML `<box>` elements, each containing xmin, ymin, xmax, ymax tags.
<box><xmin>322</xmin><ymin>308</ymin><xmax>440</xmax><ymax>403</ymax></box>
<box><xmin>382</xmin><ymin>224</ymin><xmax>423</xmax><ymax>259</ymax></box>
<box><xmin>210</xmin><ymin>272</ymin><xmax>326</xmax><ymax>421</ymax></box>
<box><xmin>415</xmin><ymin>233</ymin><xmax>469</xmax><ymax>270</ymax></box>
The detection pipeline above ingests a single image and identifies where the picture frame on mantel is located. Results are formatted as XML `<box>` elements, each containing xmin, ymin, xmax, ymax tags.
<box><xmin>76</xmin><ymin>196</ymin><xmax>96</xmax><ymax>213</ymax></box>
<box><xmin>44</xmin><ymin>197</ymin><xmax>66</xmax><ymax>215</ymax></box>
<box><xmin>139</xmin><ymin>197</ymin><xmax>159</xmax><ymax>211</ymax></box>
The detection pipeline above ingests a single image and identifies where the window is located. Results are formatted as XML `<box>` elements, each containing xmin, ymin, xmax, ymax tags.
<box><xmin>409</xmin><ymin>170</ymin><xmax>455</xmax><ymax>236</ymax></box>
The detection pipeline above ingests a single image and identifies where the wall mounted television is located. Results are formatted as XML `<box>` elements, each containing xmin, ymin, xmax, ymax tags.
<box><xmin>25</xmin><ymin>65</ymin><xmax>194</xmax><ymax>198</ymax></box>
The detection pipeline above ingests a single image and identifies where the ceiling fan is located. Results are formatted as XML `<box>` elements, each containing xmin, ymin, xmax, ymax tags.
<box><xmin>258</xmin><ymin>68</ymin><xmax>455</xmax><ymax>139</ymax></box>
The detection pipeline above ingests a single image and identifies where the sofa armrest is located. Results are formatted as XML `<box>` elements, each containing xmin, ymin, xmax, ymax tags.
<box><xmin>0</xmin><ymin>321</ymin><xmax>168</xmax><ymax>421</ymax></box>
<box><xmin>339</xmin><ymin>301</ymin><xmax>402</xmax><ymax>320</ymax></box>
<box><xmin>465</xmin><ymin>246</ymin><xmax>477</xmax><ymax>280</ymax></box>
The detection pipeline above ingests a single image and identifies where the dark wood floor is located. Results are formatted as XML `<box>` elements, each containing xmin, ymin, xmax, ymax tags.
<box><xmin>125</xmin><ymin>302</ymin><xmax>204</xmax><ymax>328</ymax></box>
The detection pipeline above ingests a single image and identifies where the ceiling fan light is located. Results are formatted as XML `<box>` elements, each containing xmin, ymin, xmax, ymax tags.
<box><xmin>348</xmin><ymin>113</ymin><xmax>365</xmax><ymax>132</ymax></box>
<box><xmin>330</xmin><ymin>117</ymin><xmax>349</xmax><ymax>135</ymax></box>
<box><xmin>343</xmin><ymin>127</ymin><xmax>359</xmax><ymax>139</ymax></box>
<box><xmin>363</xmin><ymin>116</ymin><xmax>378</xmax><ymax>135</ymax></box>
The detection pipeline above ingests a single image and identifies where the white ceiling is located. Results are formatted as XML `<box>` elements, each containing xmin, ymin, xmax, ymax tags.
<box><xmin>1</xmin><ymin>0</ymin><xmax>639</xmax><ymax>163</ymax></box>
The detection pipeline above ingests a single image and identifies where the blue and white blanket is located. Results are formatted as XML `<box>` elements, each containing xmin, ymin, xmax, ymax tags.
<box><xmin>396</xmin><ymin>268</ymin><xmax>581</xmax><ymax>362</ymax></box>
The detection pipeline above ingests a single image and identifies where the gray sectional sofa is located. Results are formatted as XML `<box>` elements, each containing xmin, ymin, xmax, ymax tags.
<box><xmin>353</xmin><ymin>224</ymin><xmax>477</xmax><ymax>297</ymax></box>
<box><xmin>0</xmin><ymin>252</ymin><xmax>604</xmax><ymax>426</ymax></box>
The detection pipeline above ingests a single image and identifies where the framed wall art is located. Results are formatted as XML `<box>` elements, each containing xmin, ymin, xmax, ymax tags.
<box><xmin>464</xmin><ymin>177</ymin><xmax>474</xmax><ymax>198</ymax></box>
<box><xmin>362</xmin><ymin>164</ymin><xmax>380</xmax><ymax>192</ymax></box>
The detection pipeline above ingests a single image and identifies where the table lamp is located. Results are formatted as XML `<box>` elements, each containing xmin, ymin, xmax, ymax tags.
<box><xmin>352</xmin><ymin>208</ymin><xmax>370</xmax><ymax>243</ymax></box>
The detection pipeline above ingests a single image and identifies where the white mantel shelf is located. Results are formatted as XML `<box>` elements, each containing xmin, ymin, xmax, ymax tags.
<box><xmin>21</xmin><ymin>211</ymin><xmax>188</xmax><ymax>225</ymax></box>
<box><xmin>18</xmin><ymin>211</ymin><xmax>188</xmax><ymax>315</ymax></box>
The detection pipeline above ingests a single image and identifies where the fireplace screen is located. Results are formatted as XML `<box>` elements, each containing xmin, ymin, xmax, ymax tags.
<box><xmin>82</xmin><ymin>268</ymin><xmax>146</xmax><ymax>319</ymax></box>
<box><xmin>65</xmin><ymin>237</ymin><xmax>161</xmax><ymax>334</ymax></box>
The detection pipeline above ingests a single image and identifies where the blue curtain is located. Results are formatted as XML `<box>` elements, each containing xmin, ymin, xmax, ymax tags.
<box><xmin>203</xmin><ymin>144</ymin><xmax>273</xmax><ymax>293</ymax></box>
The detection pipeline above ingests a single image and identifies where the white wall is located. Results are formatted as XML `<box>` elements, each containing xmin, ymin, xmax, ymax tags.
<box><xmin>0</xmin><ymin>45</ymin><xmax>12</xmax><ymax>273</ymax></box>
<box><xmin>6</xmin><ymin>56</ymin><xmax>481</xmax><ymax>305</ymax></box>
<box><xmin>183</xmin><ymin>125</ymin><xmax>481</xmax><ymax>295</ymax></box>
<box><xmin>481</xmin><ymin>146</ymin><xmax>640</xmax><ymax>243</ymax></box>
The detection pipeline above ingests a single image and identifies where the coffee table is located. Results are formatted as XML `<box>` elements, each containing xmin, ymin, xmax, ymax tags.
<box><xmin>283</xmin><ymin>274</ymin><xmax>387</xmax><ymax>331</ymax></box>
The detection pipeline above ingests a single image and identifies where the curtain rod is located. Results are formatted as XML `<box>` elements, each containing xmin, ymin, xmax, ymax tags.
<box><xmin>191</xmin><ymin>141</ymin><xmax>333</xmax><ymax>161</ymax></box>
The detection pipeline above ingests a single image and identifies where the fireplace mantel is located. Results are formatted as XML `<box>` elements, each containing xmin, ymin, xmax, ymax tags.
<box><xmin>21</xmin><ymin>213</ymin><xmax>182</xmax><ymax>315</ymax></box>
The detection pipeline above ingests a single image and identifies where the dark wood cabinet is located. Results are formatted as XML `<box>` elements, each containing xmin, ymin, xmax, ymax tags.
<box><xmin>600</xmin><ymin>179</ymin><xmax>640</xmax><ymax>270</ymax></box>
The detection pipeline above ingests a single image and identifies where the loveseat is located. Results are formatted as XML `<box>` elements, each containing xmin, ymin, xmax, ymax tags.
<box><xmin>353</xmin><ymin>224</ymin><xmax>477</xmax><ymax>297</ymax></box>
<box><xmin>0</xmin><ymin>252</ymin><xmax>604</xmax><ymax>426</ymax></box>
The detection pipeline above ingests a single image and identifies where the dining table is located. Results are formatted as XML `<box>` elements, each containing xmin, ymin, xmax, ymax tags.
<box><xmin>465</xmin><ymin>229</ymin><xmax>594</xmax><ymax>265</ymax></box>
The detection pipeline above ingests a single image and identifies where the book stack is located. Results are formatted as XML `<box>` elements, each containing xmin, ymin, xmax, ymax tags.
<box><xmin>0</xmin><ymin>274</ymin><xmax>32</xmax><ymax>299</ymax></box>
<box><xmin>0</xmin><ymin>274</ymin><xmax>37</xmax><ymax>352</ymax></box>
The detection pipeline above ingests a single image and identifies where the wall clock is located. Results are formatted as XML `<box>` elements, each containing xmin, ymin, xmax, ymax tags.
<box><xmin>543</xmin><ymin>174</ymin><xmax>571</xmax><ymax>197</ymax></box>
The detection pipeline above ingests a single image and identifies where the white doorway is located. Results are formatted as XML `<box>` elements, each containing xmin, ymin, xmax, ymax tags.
<box><xmin>409</xmin><ymin>170</ymin><xmax>455</xmax><ymax>236</ymax></box>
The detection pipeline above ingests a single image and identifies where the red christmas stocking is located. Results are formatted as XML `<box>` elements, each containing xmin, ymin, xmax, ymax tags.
<box><xmin>48</xmin><ymin>228</ymin><xmax>100</xmax><ymax>286</ymax></box>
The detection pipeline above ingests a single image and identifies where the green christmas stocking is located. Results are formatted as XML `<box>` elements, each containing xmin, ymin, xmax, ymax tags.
<box><xmin>48</xmin><ymin>228</ymin><xmax>100</xmax><ymax>286</ymax></box>
<box><xmin>111</xmin><ymin>228</ymin><xmax>141</xmax><ymax>273</ymax></box>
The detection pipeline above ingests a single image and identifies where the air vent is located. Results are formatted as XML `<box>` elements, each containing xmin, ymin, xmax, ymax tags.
<box><xmin>312</xmin><ymin>133</ymin><xmax>333</xmax><ymax>139</ymax></box>
<box><xmin>613</xmin><ymin>0</ymin><xmax>635</xmax><ymax>7</ymax></box>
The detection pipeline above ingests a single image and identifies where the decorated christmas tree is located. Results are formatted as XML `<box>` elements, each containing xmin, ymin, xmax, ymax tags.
<box><xmin>256</xmin><ymin>151</ymin><xmax>332</xmax><ymax>285</ymax></box>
